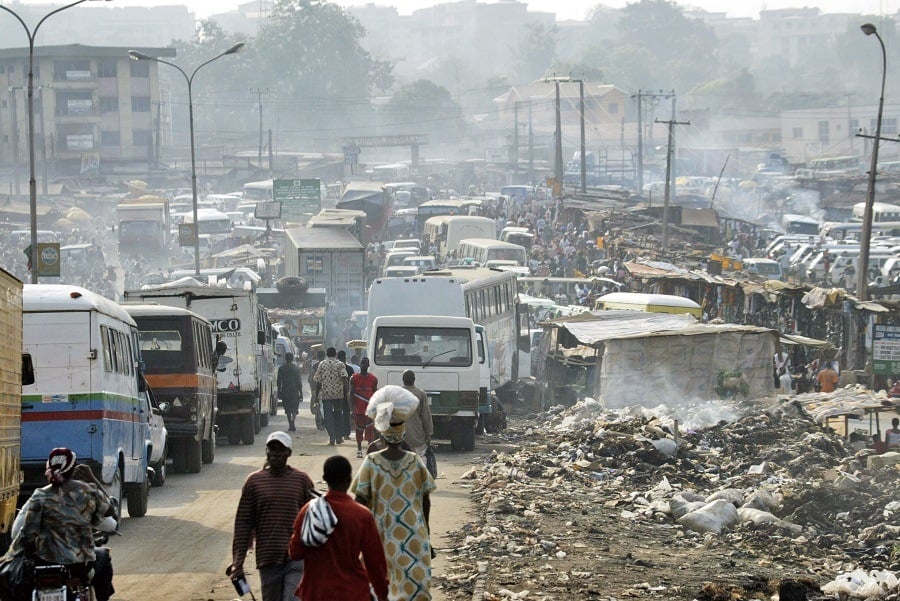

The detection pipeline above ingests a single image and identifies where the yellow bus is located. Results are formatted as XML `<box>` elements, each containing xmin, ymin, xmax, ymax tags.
<box><xmin>593</xmin><ymin>292</ymin><xmax>702</xmax><ymax>318</ymax></box>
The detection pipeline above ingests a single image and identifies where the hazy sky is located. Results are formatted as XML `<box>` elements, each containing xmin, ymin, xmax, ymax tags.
<box><xmin>12</xmin><ymin>0</ymin><xmax>900</xmax><ymax>21</ymax></box>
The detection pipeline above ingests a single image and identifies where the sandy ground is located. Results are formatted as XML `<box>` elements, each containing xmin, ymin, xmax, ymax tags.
<box><xmin>107</xmin><ymin>386</ymin><xmax>484</xmax><ymax>601</ymax></box>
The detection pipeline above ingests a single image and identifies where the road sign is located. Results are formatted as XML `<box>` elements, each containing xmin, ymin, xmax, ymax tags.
<box><xmin>37</xmin><ymin>243</ymin><xmax>60</xmax><ymax>277</ymax></box>
<box><xmin>255</xmin><ymin>201</ymin><xmax>282</xmax><ymax>220</ymax></box>
<box><xmin>178</xmin><ymin>223</ymin><xmax>197</xmax><ymax>247</ymax></box>
<box><xmin>274</xmin><ymin>179</ymin><xmax>321</xmax><ymax>221</ymax></box>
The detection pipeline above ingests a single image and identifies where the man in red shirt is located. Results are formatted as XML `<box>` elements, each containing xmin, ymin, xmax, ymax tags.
<box><xmin>289</xmin><ymin>455</ymin><xmax>388</xmax><ymax>601</ymax></box>
<box><xmin>350</xmin><ymin>357</ymin><xmax>378</xmax><ymax>458</ymax></box>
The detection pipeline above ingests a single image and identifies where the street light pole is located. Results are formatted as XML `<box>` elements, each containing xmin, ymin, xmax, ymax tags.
<box><xmin>857</xmin><ymin>22</ymin><xmax>887</xmax><ymax>302</ymax></box>
<box><xmin>0</xmin><ymin>0</ymin><xmax>109</xmax><ymax>284</ymax></box>
<box><xmin>129</xmin><ymin>43</ymin><xmax>244</xmax><ymax>277</ymax></box>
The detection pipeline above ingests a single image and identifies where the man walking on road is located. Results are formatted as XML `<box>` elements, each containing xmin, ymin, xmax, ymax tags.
<box><xmin>288</xmin><ymin>455</ymin><xmax>389</xmax><ymax>601</ymax></box>
<box><xmin>314</xmin><ymin>347</ymin><xmax>349</xmax><ymax>445</ymax></box>
<box><xmin>401</xmin><ymin>370</ymin><xmax>436</xmax><ymax>476</ymax></box>
<box><xmin>230</xmin><ymin>431</ymin><xmax>315</xmax><ymax>601</ymax></box>
<box><xmin>277</xmin><ymin>352</ymin><xmax>303</xmax><ymax>432</ymax></box>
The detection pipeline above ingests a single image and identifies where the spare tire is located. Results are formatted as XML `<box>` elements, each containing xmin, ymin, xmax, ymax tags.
<box><xmin>276</xmin><ymin>276</ymin><xmax>308</xmax><ymax>295</ymax></box>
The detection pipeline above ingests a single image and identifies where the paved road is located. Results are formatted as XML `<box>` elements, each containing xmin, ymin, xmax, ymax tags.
<box><xmin>109</xmin><ymin>394</ymin><xmax>484</xmax><ymax>600</ymax></box>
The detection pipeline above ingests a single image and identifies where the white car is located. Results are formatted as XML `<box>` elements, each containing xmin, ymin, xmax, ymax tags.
<box><xmin>143</xmin><ymin>388</ymin><xmax>169</xmax><ymax>487</ymax></box>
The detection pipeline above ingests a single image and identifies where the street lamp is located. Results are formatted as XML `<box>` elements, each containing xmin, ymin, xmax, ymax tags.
<box><xmin>0</xmin><ymin>0</ymin><xmax>111</xmax><ymax>284</ymax></box>
<box><xmin>856</xmin><ymin>22</ymin><xmax>887</xmax><ymax>302</ymax></box>
<box><xmin>129</xmin><ymin>43</ymin><xmax>244</xmax><ymax>277</ymax></box>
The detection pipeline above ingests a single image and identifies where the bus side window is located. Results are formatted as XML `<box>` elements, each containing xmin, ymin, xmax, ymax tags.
<box><xmin>100</xmin><ymin>325</ymin><xmax>112</xmax><ymax>372</ymax></box>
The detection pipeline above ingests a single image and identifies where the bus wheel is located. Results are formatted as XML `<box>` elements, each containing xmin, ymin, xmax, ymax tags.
<box><xmin>254</xmin><ymin>406</ymin><xmax>262</xmax><ymax>434</ymax></box>
<box><xmin>186</xmin><ymin>437</ymin><xmax>202</xmax><ymax>474</ymax></box>
<box><xmin>201</xmin><ymin>429</ymin><xmax>216</xmax><ymax>464</ymax></box>
<box><xmin>227</xmin><ymin>419</ymin><xmax>241</xmax><ymax>445</ymax></box>
<box><xmin>171</xmin><ymin>440</ymin><xmax>187</xmax><ymax>473</ymax></box>
<box><xmin>240</xmin><ymin>413</ymin><xmax>256</xmax><ymax>445</ymax></box>
<box><xmin>151</xmin><ymin>445</ymin><xmax>167</xmax><ymax>486</ymax></box>
<box><xmin>126</xmin><ymin>478</ymin><xmax>149</xmax><ymax>518</ymax></box>
<box><xmin>450</xmin><ymin>418</ymin><xmax>475</xmax><ymax>451</ymax></box>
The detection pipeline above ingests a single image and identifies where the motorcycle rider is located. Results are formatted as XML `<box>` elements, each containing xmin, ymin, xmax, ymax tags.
<box><xmin>8</xmin><ymin>448</ymin><xmax>116</xmax><ymax>601</ymax></box>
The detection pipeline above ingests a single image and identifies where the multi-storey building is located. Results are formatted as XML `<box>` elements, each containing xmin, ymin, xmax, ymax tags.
<box><xmin>0</xmin><ymin>44</ymin><xmax>173</xmax><ymax>178</ymax></box>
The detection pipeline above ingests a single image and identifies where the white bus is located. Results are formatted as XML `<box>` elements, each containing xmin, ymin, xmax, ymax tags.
<box><xmin>457</xmin><ymin>238</ymin><xmax>528</xmax><ymax>267</ymax></box>
<box><xmin>21</xmin><ymin>285</ymin><xmax>152</xmax><ymax>518</ymax></box>
<box><xmin>852</xmin><ymin>202</ymin><xmax>900</xmax><ymax>223</ymax></box>
<box><xmin>369</xmin><ymin>314</ymin><xmax>480</xmax><ymax>450</ymax></box>
<box><xmin>242</xmin><ymin>179</ymin><xmax>273</xmax><ymax>202</ymax></box>
<box><xmin>424</xmin><ymin>215</ymin><xmax>495</xmax><ymax>258</ymax></box>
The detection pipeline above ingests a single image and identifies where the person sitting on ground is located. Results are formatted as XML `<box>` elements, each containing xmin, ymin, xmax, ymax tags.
<box><xmin>885</xmin><ymin>417</ymin><xmax>900</xmax><ymax>449</ymax></box>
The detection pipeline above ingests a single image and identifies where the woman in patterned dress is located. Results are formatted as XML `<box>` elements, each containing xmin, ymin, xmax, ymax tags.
<box><xmin>351</xmin><ymin>420</ymin><xmax>436</xmax><ymax>600</ymax></box>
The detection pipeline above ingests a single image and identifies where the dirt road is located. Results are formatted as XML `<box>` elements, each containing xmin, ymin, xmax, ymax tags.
<box><xmin>108</xmin><ymin>402</ymin><xmax>484</xmax><ymax>600</ymax></box>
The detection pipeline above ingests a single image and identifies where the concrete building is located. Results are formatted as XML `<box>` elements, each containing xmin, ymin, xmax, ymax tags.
<box><xmin>0</xmin><ymin>45</ymin><xmax>175</xmax><ymax>180</ymax></box>
<box><xmin>780</xmin><ymin>103</ymin><xmax>900</xmax><ymax>163</ymax></box>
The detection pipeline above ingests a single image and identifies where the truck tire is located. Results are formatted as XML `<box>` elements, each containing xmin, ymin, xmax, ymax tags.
<box><xmin>268</xmin><ymin>393</ymin><xmax>277</xmax><ymax>416</ymax></box>
<box><xmin>108</xmin><ymin>464</ymin><xmax>124</xmax><ymax>524</ymax></box>
<box><xmin>171</xmin><ymin>440</ymin><xmax>187</xmax><ymax>473</ymax></box>
<box><xmin>450</xmin><ymin>418</ymin><xmax>475</xmax><ymax>451</ymax></box>
<box><xmin>254</xmin><ymin>405</ymin><xmax>262</xmax><ymax>434</ymax></box>
<box><xmin>126</xmin><ymin>479</ymin><xmax>149</xmax><ymax>518</ymax></box>
<box><xmin>227</xmin><ymin>419</ymin><xmax>241</xmax><ymax>445</ymax></box>
<box><xmin>186</xmin><ymin>437</ymin><xmax>202</xmax><ymax>474</ymax></box>
<box><xmin>240</xmin><ymin>413</ymin><xmax>255</xmax><ymax>445</ymax></box>
<box><xmin>151</xmin><ymin>445</ymin><xmax>167</xmax><ymax>486</ymax></box>
<box><xmin>201</xmin><ymin>430</ymin><xmax>216</xmax><ymax>464</ymax></box>
<box><xmin>260</xmin><ymin>410</ymin><xmax>269</xmax><ymax>428</ymax></box>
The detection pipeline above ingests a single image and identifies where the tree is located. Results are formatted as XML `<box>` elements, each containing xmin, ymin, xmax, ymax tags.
<box><xmin>514</xmin><ymin>22</ymin><xmax>558</xmax><ymax>82</ymax></box>
<box><xmin>382</xmin><ymin>80</ymin><xmax>464</xmax><ymax>141</ymax></box>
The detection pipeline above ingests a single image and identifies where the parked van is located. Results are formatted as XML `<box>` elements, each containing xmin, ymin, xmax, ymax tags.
<box><xmin>21</xmin><ymin>285</ymin><xmax>152</xmax><ymax>518</ymax></box>
<box><xmin>742</xmin><ymin>258</ymin><xmax>784</xmax><ymax>281</ymax></box>
<box><xmin>594</xmin><ymin>292</ymin><xmax>702</xmax><ymax>318</ymax></box>
<box><xmin>382</xmin><ymin>250</ymin><xmax>416</xmax><ymax>276</ymax></box>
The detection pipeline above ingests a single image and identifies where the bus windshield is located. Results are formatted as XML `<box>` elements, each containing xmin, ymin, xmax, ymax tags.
<box><xmin>374</xmin><ymin>326</ymin><xmax>472</xmax><ymax>367</ymax></box>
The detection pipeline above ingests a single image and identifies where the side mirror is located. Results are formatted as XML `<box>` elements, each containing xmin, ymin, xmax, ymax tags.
<box><xmin>21</xmin><ymin>353</ymin><xmax>34</xmax><ymax>386</ymax></box>
<box><xmin>157</xmin><ymin>402</ymin><xmax>170</xmax><ymax>414</ymax></box>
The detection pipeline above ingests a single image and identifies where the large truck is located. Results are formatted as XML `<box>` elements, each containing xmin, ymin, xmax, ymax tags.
<box><xmin>283</xmin><ymin>227</ymin><xmax>366</xmax><ymax>345</ymax></box>
<box><xmin>116</xmin><ymin>195</ymin><xmax>171</xmax><ymax>254</ymax></box>
<box><xmin>123</xmin><ymin>284</ymin><xmax>276</xmax><ymax>445</ymax></box>
<box><xmin>0</xmin><ymin>268</ymin><xmax>32</xmax><ymax>549</ymax></box>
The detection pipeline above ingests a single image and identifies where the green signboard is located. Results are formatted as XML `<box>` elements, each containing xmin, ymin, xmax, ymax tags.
<box><xmin>273</xmin><ymin>179</ymin><xmax>321</xmax><ymax>222</ymax></box>
<box><xmin>25</xmin><ymin>243</ymin><xmax>61</xmax><ymax>277</ymax></box>
<box><xmin>873</xmin><ymin>324</ymin><xmax>900</xmax><ymax>376</ymax></box>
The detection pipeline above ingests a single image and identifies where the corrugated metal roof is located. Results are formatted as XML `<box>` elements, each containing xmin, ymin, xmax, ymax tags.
<box><xmin>284</xmin><ymin>226</ymin><xmax>363</xmax><ymax>249</ymax></box>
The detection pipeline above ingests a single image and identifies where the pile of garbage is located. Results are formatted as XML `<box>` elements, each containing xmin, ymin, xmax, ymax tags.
<box><xmin>436</xmin><ymin>397</ymin><xmax>900</xmax><ymax>600</ymax></box>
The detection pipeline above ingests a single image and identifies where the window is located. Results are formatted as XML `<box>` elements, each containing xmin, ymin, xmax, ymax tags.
<box><xmin>98</xmin><ymin>60</ymin><xmax>117</xmax><ymax>78</ymax></box>
<box><xmin>57</xmin><ymin>91</ymin><xmax>93</xmax><ymax>116</ymax></box>
<box><xmin>792</xmin><ymin>127</ymin><xmax>803</xmax><ymax>139</ymax></box>
<box><xmin>133</xmin><ymin>129</ymin><xmax>152</xmax><ymax>146</ymax></box>
<box><xmin>130</xmin><ymin>60</ymin><xmax>150</xmax><ymax>78</ymax></box>
<box><xmin>101</xmin><ymin>131</ymin><xmax>120</xmax><ymax>146</ymax></box>
<box><xmin>101</xmin><ymin>325</ymin><xmax>112</xmax><ymax>371</ymax></box>
<box><xmin>373</xmin><ymin>326</ymin><xmax>472</xmax><ymax>367</ymax></box>
<box><xmin>817</xmin><ymin>121</ymin><xmax>829</xmax><ymax>143</ymax></box>
<box><xmin>131</xmin><ymin>96</ymin><xmax>150</xmax><ymax>112</ymax></box>
<box><xmin>54</xmin><ymin>59</ymin><xmax>91</xmax><ymax>81</ymax></box>
<box><xmin>99</xmin><ymin>96</ymin><xmax>118</xmax><ymax>113</ymax></box>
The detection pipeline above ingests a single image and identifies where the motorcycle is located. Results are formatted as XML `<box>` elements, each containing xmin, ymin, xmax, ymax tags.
<box><xmin>31</xmin><ymin>518</ymin><xmax>117</xmax><ymax>601</ymax></box>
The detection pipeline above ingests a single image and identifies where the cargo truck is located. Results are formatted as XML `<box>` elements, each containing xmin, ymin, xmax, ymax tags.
<box><xmin>124</xmin><ymin>284</ymin><xmax>276</xmax><ymax>445</ymax></box>
<box><xmin>117</xmin><ymin>195</ymin><xmax>170</xmax><ymax>254</ymax></box>
<box><xmin>283</xmin><ymin>227</ymin><xmax>366</xmax><ymax>345</ymax></box>
<box><xmin>0</xmin><ymin>268</ymin><xmax>33</xmax><ymax>549</ymax></box>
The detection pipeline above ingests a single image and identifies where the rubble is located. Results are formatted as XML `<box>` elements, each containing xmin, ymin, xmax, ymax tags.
<box><xmin>435</xmin><ymin>397</ymin><xmax>900</xmax><ymax>600</ymax></box>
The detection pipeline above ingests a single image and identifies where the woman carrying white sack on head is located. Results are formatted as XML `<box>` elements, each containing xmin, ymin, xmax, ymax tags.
<box><xmin>351</xmin><ymin>385</ymin><xmax>436</xmax><ymax>601</ymax></box>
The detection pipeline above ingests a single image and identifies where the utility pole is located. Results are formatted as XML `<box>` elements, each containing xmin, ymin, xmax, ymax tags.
<box><xmin>528</xmin><ymin>100</ymin><xmax>534</xmax><ymax>184</ymax></box>
<box><xmin>554</xmin><ymin>79</ymin><xmax>563</xmax><ymax>191</ymax></box>
<box><xmin>9</xmin><ymin>88</ymin><xmax>19</xmax><ymax>196</ymax></box>
<box><xmin>847</xmin><ymin>92</ymin><xmax>856</xmax><ymax>153</ymax></box>
<box><xmin>656</xmin><ymin>116</ymin><xmax>690</xmax><ymax>252</ymax></box>
<box><xmin>513</xmin><ymin>100</ymin><xmax>519</xmax><ymax>176</ymax></box>
<box><xmin>631</xmin><ymin>90</ymin><xmax>674</xmax><ymax>194</ymax></box>
<box><xmin>578</xmin><ymin>79</ymin><xmax>586</xmax><ymax>193</ymax></box>
<box><xmin>251</xmin><ymin>87</ymin><xmax>267</xmax><ymax>170</ymax></box>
